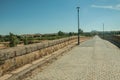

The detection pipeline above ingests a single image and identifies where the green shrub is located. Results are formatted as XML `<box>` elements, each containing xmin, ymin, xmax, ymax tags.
<box><xmin>23</xmin><ymin>36</ymin><xmax>28</xmax><ymax>45</ymax></box>
<box><xmin>9</xmin><ymin>33</ymin><xmax>19</xmax><ymax>47</ymax></box>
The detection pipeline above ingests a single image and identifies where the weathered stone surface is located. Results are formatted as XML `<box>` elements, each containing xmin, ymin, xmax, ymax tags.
<box><xmin>15</xmin><ymin>47</ymin><xmax>26</xmax><ymax>56</ymax></box>
<box><xmin>43</xmin><ymin>43</ymin><xmax>49</xmax><ymax>48</ymax></box>
<box><xmin>2</xmin><ymin>58</ymin><xmax>15</xmax><ymax>73</ymax></box>
<box><xmin>48</xmin><ymin>41</ymin><xmax>54</xmax><ymax>47</ymax></box>
<box><xmin>25</xmin><ymin>45</ymin><xmax>32</xmax><ymax>53</ymax></box>
<box><xmin>15</xmin><ymin>56</ymin><xmax>24</xmax><ymax>67</ymax></box>
<box><xmin>37</xmin><ymin>43</ymin><xmax>44</xmax><ymax>50</ymax></box>
<box><xmin>0</xmin><ymin>51</ymin><xmax>5</xmax><ymax>60</ymax></box>
<box><xmin>53</xmin><ymin>40</ymin><xmax>57</xmax><ymax>45</ymax></box>
<box><xmin>0</xmin><ymin>49</ymin><xmax>15</xmax><ymax>60</ymax></box>
<box><xmin>33</xmin><ymin>51</ymin><xmax>40</xmax><ymax>60</ymax></box>
<box><xmin>0</xmin><ymin>36</ymin><xmax>77</xmax><ymax>77</ymax></box>
<box><xmin>30</xmin><ymin>44</ymin><xmax>38</xmax><ymax>52</ymax></box>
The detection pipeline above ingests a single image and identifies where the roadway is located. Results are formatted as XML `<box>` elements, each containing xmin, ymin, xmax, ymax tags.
<box><xmin>25</xmin><ymin>36</ymin><xmax>120</xmax><ymax>80</ymax></box>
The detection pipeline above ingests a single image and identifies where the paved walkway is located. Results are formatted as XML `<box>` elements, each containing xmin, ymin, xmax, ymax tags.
<box><xmin>26</xmin><ymin>36</ymin><xmax>120</xmax><ymax>80</ymax></box>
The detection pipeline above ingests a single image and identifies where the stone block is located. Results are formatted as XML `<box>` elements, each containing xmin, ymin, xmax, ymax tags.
<box><xmin>38</xmin><ymin>50</ymin><xmax>43</xmax><ymax>57</ymax></box>
<box><xmin>53</xmin><ymin>40</ymin><xmax>56</xmax><ymax>45</ymax></box>
<box><xmin>37</xmin><ymin>43</ymin><xmax>44</xmax><ymax>50</ymax></box>
<box><xmin>38</xmin><ymin>50</ymin><xmax>43</xmax><ymax>58</ymax></box>
<box><xmin>49</xmin><ymin>41</ymin><xmax>54</xmax><ymax>46</ymax></box>
<box><xmin>41</xmin><ymin>49</ymin><xmax>47</xmax><ymax>56</ymax></box>
<box><xmin>33</xmin><ymin>51</ymin><xmax>40</xmax><ymax>60</ymax></box>
<box><xmin>56</xmin><ymin>40</ymin><xmax>60</xmax><ymax>44</ymax></box>
<box><xmin>25</xmin><ymin>45</ymin><xmax>32</xmax><ymax>53</ymax></box>
<box><xmin>0</xmin><ymin>51</ymin><xmax>6</xmax><ymax>61</ymax></box>
<box><xmin>47</xmin><ymin>47</ymin><xmax>53</xmax><ymax>54</ymax></box>
<box><xmin>44</xmin><ymin>43</ymin><xmax>49</xmax><ymax>48</ymax></box>
<box><xmin>15</xmin><ymin>47</ymin><xmax>26</xmax><ymax>56</ymax></box>
<box><xmin>2</xmin><ymin>58</ymin><xmax>15</xmax><ymax>73</ymax></box>
<box><xmin>15</xmin><ymin>55</ymin><xmax>24</xmax><ymax>67</ymax></box>
<box><xmin>26</xmin><ymin>52</ymin><xmax>35</xmax><ymax>63</ymax></box>
<box><xmin>1</xmin><ymin>49</ymin><xmax>15</xmax><ymax>60</ymax></box>
<box><xmin>45</xmin><ymin>48</ymin><xmax>50</xmax><ymax>55</ymax></box>
<box><xmin>20</xmin><ymin>55</ymin><xmax>28</xmax><ymax>65</ymax></box>
<box><xmin>30</xmin><ymin>44</ymin><xmax>38</xmax><ymax>52</ymax></box>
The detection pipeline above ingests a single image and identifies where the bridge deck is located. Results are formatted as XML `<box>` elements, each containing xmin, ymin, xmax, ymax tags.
<box><xmin>26</xmin><ymin>36</ymin><xmax>120</xmax><ymax>80</ymax></box>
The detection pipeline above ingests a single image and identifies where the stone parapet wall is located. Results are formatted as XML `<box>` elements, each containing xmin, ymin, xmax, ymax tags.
<box><xmin>0</xmin><ymin>36</ymin><xmax>77</xmax><ymax>76</ymax></box>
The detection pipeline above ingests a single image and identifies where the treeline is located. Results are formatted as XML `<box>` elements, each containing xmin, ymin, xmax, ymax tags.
<box><xmin>0</xmin><ymin>29</ymin><xmax>96</xmax><ymax>47</ymax></box>
<box><xmin>90</xmin><ymin>30</ymin><xmax>120</xmax><ymax>37</ymax></box>
<box><xmin>0</xmin><ymin>31</ymin><xmax>77</xmax><ymax>47</ymax></box>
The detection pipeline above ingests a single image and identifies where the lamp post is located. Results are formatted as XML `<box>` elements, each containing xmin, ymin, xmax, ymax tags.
<box><xmin>103</xmin><ymin>23</ymin><xmax>104</xmax><ymax>39</ymax></box>
<box><xmin>77</xmin><ymin>7</ymin><xmax>80</xmax><ymax>45</ymax></box>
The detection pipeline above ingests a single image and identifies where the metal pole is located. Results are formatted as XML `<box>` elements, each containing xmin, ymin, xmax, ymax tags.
<box><xmin>77</xmin><ymin>7</ymin><xmax>80</xmax><ymax>45</ymax></box>
<box><xmin>103</xmin><ymin>23</ymin><xmax>104</xmax><ymax>39</ymax></box>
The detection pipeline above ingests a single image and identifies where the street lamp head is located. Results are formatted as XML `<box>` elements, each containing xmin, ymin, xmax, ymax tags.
<box><xmin>76</xmin><ymin>7</ymin><xmax>80</xmax><ymax>9</ymax></box>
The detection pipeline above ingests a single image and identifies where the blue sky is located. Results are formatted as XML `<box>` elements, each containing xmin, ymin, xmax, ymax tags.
<box><xmin>0</xmin><ymin>0</ymin><xmax>120</xmax><ymax>35</ymax></box>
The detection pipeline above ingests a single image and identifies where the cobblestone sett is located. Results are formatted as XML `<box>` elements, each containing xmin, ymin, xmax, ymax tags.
<box><xmin>26</xmin><ymin>36</ymin><xmax>120</xmax><ymax>80</ymax></box>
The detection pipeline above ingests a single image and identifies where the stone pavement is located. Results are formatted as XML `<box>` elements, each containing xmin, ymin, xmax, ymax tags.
<box><xmin>25</xmin><ymin>36</ymin><xmax>120</xmax><ymax>80</ymax></box>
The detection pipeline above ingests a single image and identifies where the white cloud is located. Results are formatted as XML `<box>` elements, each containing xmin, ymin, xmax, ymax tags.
<box><xmin>91</xmin><ymin>4</ymin><xmax>120</xmax><ymax>10</ymax></box>
<box><xmin>116</xmin><ymin>4</ymin><xmax>120</xmax><ymax>8</ymax></box>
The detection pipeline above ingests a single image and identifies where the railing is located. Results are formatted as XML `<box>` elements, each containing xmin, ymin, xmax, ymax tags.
<box><xmin>103</xmin><ymin>35</ymin><xmax>120</xmax><ymax>48</ymax></box>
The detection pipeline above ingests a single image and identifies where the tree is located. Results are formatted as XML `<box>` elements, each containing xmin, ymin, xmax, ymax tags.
<box><xmin>9</xmin><ymin>33</ymin><xmax>19</xmax><ymax>47</ymax></box>
<box><xmin>79</xmin><ymin>28</ymin><xmax>83</xmax><ymax>34</ymax></box>
<box><xmin>69</xmin><ymin>32</ymin><xmax>74</xmax><ymax>36</ymax></box>
<box><xmin>23</xmin><ymin>36</ymin><xmax>28</xmax><ymax>45</ymax></box>
<box><xmin>58</xmin><ymin>31</ymin><xmax>65</xmax><ymax>36</ymax></box>
<box><xmin>0</xmin><ymin>35</ymin><xmax>4</xmax><ymax>42</ymax></box>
